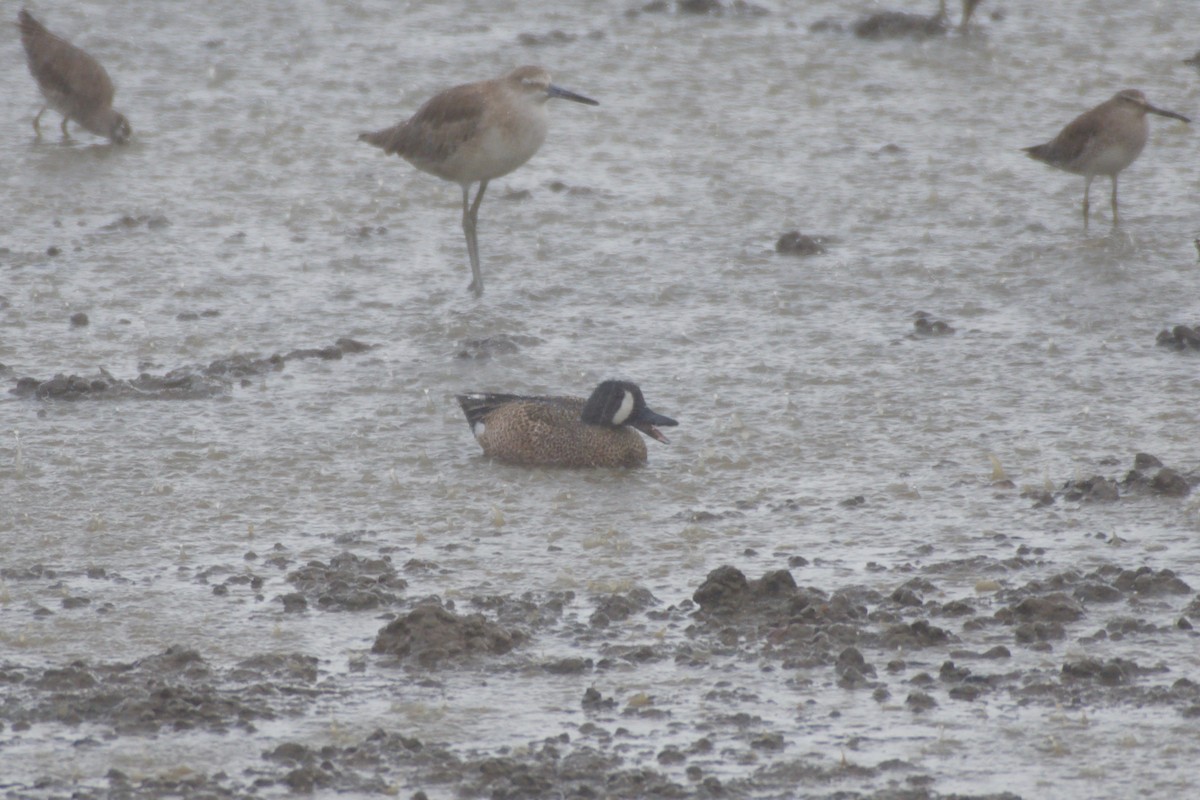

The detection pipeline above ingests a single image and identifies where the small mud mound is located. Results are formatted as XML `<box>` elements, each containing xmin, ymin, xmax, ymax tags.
<box><xmin>284</xmin><ymin>551</ymin><xmax>407</xmax><ymax>612</ymax></box>
<box><xmin>1156</xmin><ymin>324</ymin><xmax>1200</xmax><ymax>350</ymax></box>
<box><xmin>468</xmin><ymin>590</ymin><xmax>574</xmax><ymax>629</ymax></box>
<box><xmin>775</xmin><ymin>230</ymin><xmax>828</xmax><ymax>256</ymax></box>
<box><xmin>630</xmin><ymin>0</ymin><xmax>769</xmax><ymax>17</ymax></box>
<box><xmin>455</xmin><ymin>333</ymin><xmax>542</xmax><ymax>360</ymax></box>
<box><xmin>372</xmin><ymin>602</ymin><xmax>526</xmax><ymax>667</ymax></box>
<box><xmin>10</xmin><ymin>337</ymin><xmax>376</xmax><ymax>400</ymax></box>
<box><xmin>912</xmin><ymin>310</ymin><xmax>955</xmax><ymax>336</ymax></box>
<box><xmin>590</xmin><ymin>587</ymin><xmax>658</xmax><ymax>627</ymax></box>
<box><xmin>0</xmin><ymin>646</ymin><xmax>320</xmax><ymax>735</ymax></box>
<box><xmin>1037</xmin><ymin>453</ymin><xmax>1197</xmax><ymax>505</ymax></box>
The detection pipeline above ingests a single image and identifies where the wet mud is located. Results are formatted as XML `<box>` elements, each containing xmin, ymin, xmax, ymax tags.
<box><xmin>8</xmin><ymin>337</ymin><xmax>375</xmax><ymax>400</ymax></box>
<box><xmin>775</xmin><ymin>231</ymin><xmax>828</xmax><ymax>256</ymax></box>
<box><xmin>1022</xmin><ymin>453</ymin><xmax>1196</xmax><ymax>507</ymax></box>
<box><xmin>4</xmin><ymin>512</ymin><xmax>1196</xmax><ymax>799</ymax></box>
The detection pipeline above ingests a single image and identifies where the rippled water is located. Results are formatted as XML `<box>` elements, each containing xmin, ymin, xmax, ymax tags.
<box><xmin>2</xmin><ymin>0</ymin><xmax>1200</xmax><ymax>797</ymax></box>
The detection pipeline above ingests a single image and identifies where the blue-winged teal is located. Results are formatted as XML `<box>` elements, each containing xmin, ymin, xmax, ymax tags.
<box><xmin>18</xmin><ymin>10</ymin><xmax>131</xmax><ymax>143</ymax></box>
<box><xmin>455</xmin><ymin>380</ymin><xmax>678</xmax><ymax>468</ymax></box>
<box><xmin>359</xmin><ymin>66</ymin><xmax>598</xmax><ymax>296</ymax></box>
<box><xmin>1023</xmin><ymin>90</ymin><xmax>1189</xmax><ymax>224</ymax></box>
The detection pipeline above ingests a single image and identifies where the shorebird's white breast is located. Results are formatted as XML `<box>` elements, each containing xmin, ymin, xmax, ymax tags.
<box><xmin>462</xmin><ymin>97</ymin><xmax>549</xmax><ymax>182</ymax></box>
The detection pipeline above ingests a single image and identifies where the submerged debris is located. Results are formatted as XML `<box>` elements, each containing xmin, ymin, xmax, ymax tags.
<box><xmin>775</xmin><ymin>230</ymin><xmax>827</xmax><ymax>256</ymax></box>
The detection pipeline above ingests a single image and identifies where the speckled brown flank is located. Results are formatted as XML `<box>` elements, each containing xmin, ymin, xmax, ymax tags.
<box><xmin>460</xmin><ymin>395</ymin><xmax>650</xmax><ymax>468</ymax></box>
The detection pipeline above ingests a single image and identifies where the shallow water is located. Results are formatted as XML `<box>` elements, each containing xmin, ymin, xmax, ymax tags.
<box><xmin>2</xmin><ymin>0</ymin><xmax>1200</xmax><ymax>797</ymax></box>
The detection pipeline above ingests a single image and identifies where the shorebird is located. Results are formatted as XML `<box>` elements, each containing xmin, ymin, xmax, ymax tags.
<box><xmin>1023</xmin><ymin>89</ymin><xmax>1190</xmax><ymax>225</ymax></box>
<box><xmin>17</xmin><ymin>9</ymin><xmax>131</xmax><ymax>143</ymax></box>
<box><xmin>853</xmin><ymin>0</ymin><xmax>983</xmax><ymax>40</ymax></box>
<box><xmin>359</xmin><ymin>66</ymin><xmax>598</xmax><ymax>297</ymax></box>
<box><xmin>455</xmin><ymin>380</ymin><xmax>677</xmax><ymax>468</ymax></box>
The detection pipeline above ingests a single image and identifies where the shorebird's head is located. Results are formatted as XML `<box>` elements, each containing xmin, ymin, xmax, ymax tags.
<box><xmin>1115</xmin><ymin>89</ymin><xmax>1191</xmax><ymax>123</ymax></box>
<box><xmin>107</xmin><ymin>111</ymin><xmax>132</xmax><ymax>144</ymax></box>
<box><xmin>506</xmin><ymin>65</ymin><xmax>598</xmax><ymax>107</ymax></box>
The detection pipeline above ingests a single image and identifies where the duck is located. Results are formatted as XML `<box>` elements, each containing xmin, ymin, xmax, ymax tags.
<box><xmin>455</xmin><ymin>380</ymin><xmax>678</xmax><ymax>468</ymax></box>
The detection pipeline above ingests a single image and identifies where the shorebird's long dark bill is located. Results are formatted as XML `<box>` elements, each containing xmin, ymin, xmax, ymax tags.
<box><xmin>633</xmin><ymin>407</ymin><xmax>678</xmax><ymax>444</ymax></box>
<box><xmin>547</xmin><ymin>84</ymin><xmax>599</xmax><ymax>106</ymax></box>
<box><xmin>1147</xmin><ymin>104</ymin><xmax>1191</xmax><ymax>123</ymax></box>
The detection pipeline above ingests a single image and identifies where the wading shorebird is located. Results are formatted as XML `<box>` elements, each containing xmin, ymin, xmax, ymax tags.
<box><xmin>17</xmin><ymin>9</ymin><xmax>131</xmax><ymax>143</ymax></box>
<box><xmin>1023</xmin><ymin>89</ymin><xmax>1190</xmax><ymax>225</ymax></box>
<box><xmin>853</xmin><ymin>0</ymin><xmax>983</xmax><ymax>39</ymax></box>
<box><xmin>359</xmin><ymin>66</ymin><xmax>598</xmax><ymax>297</ymax></box>
<box><xmin>455</xmin><ymin>380</ymin><xmax>678</xmax><ymax>468</ymax></box>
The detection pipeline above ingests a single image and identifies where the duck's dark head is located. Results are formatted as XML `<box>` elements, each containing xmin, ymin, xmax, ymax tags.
<box><xmin>581</xmin><ymin>380</ymin><xmax>678</xmax><ymax>443</ymax></box>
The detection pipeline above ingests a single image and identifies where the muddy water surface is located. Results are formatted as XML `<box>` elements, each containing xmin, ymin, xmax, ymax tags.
<box><xmin>2</xmin><ymin>0</ymin><xmax>1200</xmax><ymax>798</ymax></box>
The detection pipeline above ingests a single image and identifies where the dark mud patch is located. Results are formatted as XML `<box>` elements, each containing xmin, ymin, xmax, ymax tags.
<box><xmin>1156</xmin><ymin>323</ymin><xmax>1200</xmax><ymax>350</ymax></box>
<box><xmin>629</xmin><ymin>0</ymin><xmax>769</xmax><ymax>18</ymax></box>
<box><xmin>1027</xmin><ymin>453</ymin><xmax>1197</xmax><ymax>506</ymax></box>
<box><xmin>10</xmin><ymin>337</ymin><xmax>376</xmax><ymax>400</ymax></box>
<box><xmin>0</xmin><ymin>647</ymin><xmax>321</xmax><ymax>736</ymax></box>
<box><xmin>775</xmin><ymin>230</ymin><xmax>828</xmax><ymax>256</ymax></box>
<box><xmin>372</xmin><ymin>601</ymin><xmax>527</xmax><ymax>667</ymax></box>
<box><xmin>468</xmin><ymin>590</ymin><xmax>575</xmax><ymax>629</ymax></box>
<box><xmin>455</xmin><ymin>333</ymin><xmax>542</xmax><ymax>360</ymax></box>
<box><xmin>283</xmin><ymin>551</ymin><xmax>407</xmax><ymax>612</ymax></box>
<box><xmin>100</xmin><ymin>214</ymin><xmax>171</xmax><ymax>231</ymax></box>
<box><xmin>685</xmin><ymin>563</ymin><xmax>1199</xmax><ymax>717</ymax></box>
<box><xmin>23</xmin><ymin>724</ymin><xmax>1024</xmax><ymax>800</ymax></box>
<box><xmin>911</xmin><ymin>310</ymin><xmax>955</xmax><ymax>336</ymax></box>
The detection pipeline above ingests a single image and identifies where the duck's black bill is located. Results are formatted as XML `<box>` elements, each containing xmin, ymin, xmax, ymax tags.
<box><xmin>634</xmin><ymin>408</ymin><xmax>678</xmax><ymax>444</ymax></box>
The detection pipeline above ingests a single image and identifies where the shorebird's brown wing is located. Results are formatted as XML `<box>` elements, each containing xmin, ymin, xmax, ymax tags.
<box><xmin>18</xmin><ymin>11</ymin><xmax>115</xmax><ymax>110</ymax></box>
<box><xmin>1024</xmin><ymin>111</ymin><xmax>1102</xmax><ymax>170</ymax></box>
<box><xmin>361</xmin><ymin>83</ymin><xmax>485</xmax><ymax>164</ymax></box>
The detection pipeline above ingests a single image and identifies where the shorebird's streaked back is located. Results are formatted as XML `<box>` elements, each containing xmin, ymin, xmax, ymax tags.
<box><xmin>359</xmin><ymin>66</ymin><xmax>598</xmax><ymax>296</ymax></box>
<box><xmin>1023</xmin><ymin>89</ymin><xmax>1190</xmax><ymax>225</ymax></box>
<box><xmin>17</xmin><ymin>9</ymin><xmax>131</xmax><ymax>143</ymax></box>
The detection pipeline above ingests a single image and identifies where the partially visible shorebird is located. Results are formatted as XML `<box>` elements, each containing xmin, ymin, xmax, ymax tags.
<box><xmin>17</xmin><ymin>9</ymin><xmax>131</xmax><ymax>143</ymax></box>
<box><xmin>358</xmin><ymin>66</ymin><xmax>598</xmax><ymax>297</ymax></box>
<box><xmin>455</xmin><ymin>380</ymin><xmax>678</xmax><ymax>468</ymax></box>
<box><xmin>1023</xmin><ymin>89</ymin><xmax>1190</xmax><ymax>225</ymax></box>
<box><xmin>853</xmin><ymin>0</ymin><xmax>983</xmax><ymax>40</ymax></box>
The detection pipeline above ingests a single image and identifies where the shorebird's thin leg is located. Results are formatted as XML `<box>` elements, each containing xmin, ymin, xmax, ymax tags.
<box><xmin>1110</xmin><ymin>175</ymin><xmax>1120</xmax><ymax>226</ymax></box>
<box><xmin>32</xmin><ymin>106</ymin><xmax>46</xmax><ymax>136</ymax></box>
<box><xmin>60</xmin><ymin>115</ymin><xmax>70</xmax><ymax>137</ymax></box>
<box><xmin>462</xmin><ymin>180</ymin><xmax>488</xmax><ymax>296</ymax></box>
<box><xmin>1081</xmin><ymin>175</ymin><xmax>1094</xmax><ymax>225</ymax></box>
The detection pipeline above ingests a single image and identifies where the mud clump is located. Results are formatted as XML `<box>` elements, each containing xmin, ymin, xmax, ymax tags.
<box><xmin>455</xmin><ymin>333</ymin><xmax>542</xmax><ymax>360</ymax></box>
<box><xmin>10</xmin><ymin>338</ymin><xmax>376</xmax><ymax>400</ymax></box>
<box><xmin>1156</xmin><ymin>324</ymin><xmax>1200</xmax><ymax>350</ymax></box>
<box><xmin>590</xmin><ymin>587</ymin><xmax>657</xmax><ymax>627</ymax></box>
<box><xmin>285</xmin><ymin>551</ymin><xmax>407</xmax><ymax>611</ymax></box>
<box><xmin>775</xmin><ymin>230</ymin><xmax>827</xmax><ymax>256</ymax></box>
<box><xmin>468</xmin><ymin>590</ymin><xmax>573</xmax><ymax>630</ymax></box>
<box><xmin>0</xmin><ymin>646</ymin><xmax>320</xmax><ymax>736</ymax></box>
<box><xmin>1051</xmin><ymin>454</ymin><xmax>1196</xmax><ymax>503</ymax></box>
<box><xmin>372</xmin><ymin>602</ymin><xmax>526</xmax><ymax>666</ymax></box>
<box><xmin>912</xmin><ymin>311</ymin><xmax>955</xmax><ymax>336</ymax></box>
